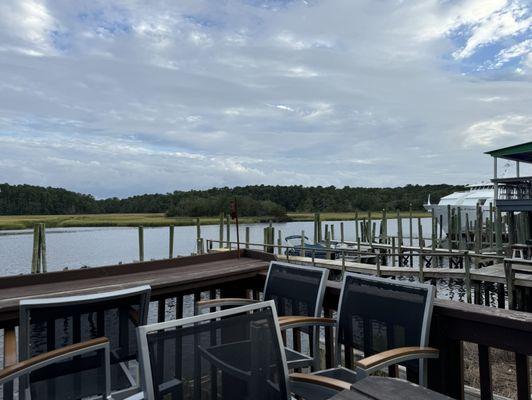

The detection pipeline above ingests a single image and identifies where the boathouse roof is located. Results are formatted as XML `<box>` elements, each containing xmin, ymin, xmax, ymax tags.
<box><xmin>485</xmin><ymin>141</ymin><xmax>532</xmax><ymax>163</ymax></box>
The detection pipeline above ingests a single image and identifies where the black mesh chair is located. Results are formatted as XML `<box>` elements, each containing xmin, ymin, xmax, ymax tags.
<box><xmin>0</xmin><ymin>337</ymin><xmax>111</xmax><ymax>400</ymax></box>
<box><xmin>16</xmin><ymin>285</ymin><xmax>151</xmax><ymax>399</ymax></box>
<box><xmin>284</xmin><ymin>273</ymin><xmax>439</xmax><ymax>400</ymax></box>
<box><xmin>127</xmin><ymin>301</ymin><xmax>351</xmax><ymax>400</ymax></box>
<box><xmin>195</xmin><ymin>261</ymin><xmax>329</xmax><ymax>370</ymax></box>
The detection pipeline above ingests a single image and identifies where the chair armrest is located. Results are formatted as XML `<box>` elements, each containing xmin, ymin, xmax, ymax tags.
<box><xmin>279</xmin><ymin>316</ymin><xmax>336</xmax><ymax>331</ymax></box>
<box><xmin>195</xmin><ymin>298</ymin><xmax>258</xmax><ymax>313</ymax></box>
<box><xmin>289</xmin><ymin>372</ymin><xmax>351</xmax><ymax>391</ymax></box>
<box><xmin>355</xmin><ymin>346</ymin><xmax>439</xmax><ymax>376</ymax></box>
<box><xmin>3</xmin><ymin>327</ymin><xmax>17</xmax><ymax>367</ymax></box>
<box><xmin>0</xmin><ymin>337</ymin><xmax>109</xmax><ymax>382</ymax></box>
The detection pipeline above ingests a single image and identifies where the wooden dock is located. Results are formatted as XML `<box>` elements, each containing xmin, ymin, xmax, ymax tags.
<box><xmin>277</xmin><ymin>254</ymin><xmax>532</xmax><ymax>287</ymax></box>
<box><xmin>0</xmin><ymin>250</ymin><xmax>530</xmax><ymax>399</ymax></box>
<box><xmin>0</xmin><ymin>250</ymin><xmax>274</xmax><ymax>326</ymax></box>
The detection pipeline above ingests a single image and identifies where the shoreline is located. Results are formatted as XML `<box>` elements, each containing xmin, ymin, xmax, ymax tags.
<box><xmin>0</xmin><ymin>211</ymin><xmax>431</xmax><ymax>231</ymax></box>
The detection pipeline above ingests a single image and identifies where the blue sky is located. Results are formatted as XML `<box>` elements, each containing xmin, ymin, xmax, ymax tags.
<box><xmin>0</xmin><ymin>0</ymin><xmax>531</xmax><ymax>198</ymax></box>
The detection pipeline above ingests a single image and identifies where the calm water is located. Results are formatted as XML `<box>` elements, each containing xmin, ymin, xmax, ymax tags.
<box><xmin>0</xmin><ymin>218</ymin><xmax>433</xmax><ymax>275</ymax></box>
<box><xmin>0</xmin><ymin>218</ymin><xmax>468</xmax><ymax>302</ymax></box>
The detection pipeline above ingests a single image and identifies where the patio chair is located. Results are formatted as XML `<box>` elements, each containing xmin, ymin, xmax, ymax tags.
<box><xmin>283</xmin><ymin>273</ymin><xmax>439</xmax><ymax>400</ymax></box>
<box><xmin>126</xmin><ymin>301</ymin><xmax>351</xmax><ymax>400</ymax></box>
<box><xmin>195</xmin><ymin>261</ymin><xmax>329</xmax><ymax>370</ymax></box>
<box><xmin>5</xmin><ymin>285</ymin><xmax>151</xmax><ymax>400</ymax></box>
<box><xmin>0</xmin><ymin>337</ymin><xmax>111</xmax><ymax>400</ymax></box>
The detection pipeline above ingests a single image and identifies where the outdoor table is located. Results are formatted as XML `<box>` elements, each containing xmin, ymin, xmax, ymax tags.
<box><xmin>327</xmin><ymin>376</ymin><xmax>452</xmax><ymax>400</ymax></box>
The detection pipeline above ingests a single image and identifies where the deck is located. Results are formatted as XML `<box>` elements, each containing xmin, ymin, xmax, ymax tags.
<box><xmin>0</xmin><ymin>250</ymin><xmax>274</xmax><ymax>326</ymax></box>
<box><xmin>0</xmin><ymin>250</ymin><xmax>531</xmax><ymax>399</ymax></box>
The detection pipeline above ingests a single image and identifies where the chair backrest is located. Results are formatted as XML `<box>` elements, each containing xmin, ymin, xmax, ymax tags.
<box><xmin>263</xmin><ymin>261</ymin><xmax>329</xmax><ymax>318</ymax></box>
<box><xmin>336</xmin><ymin>274</ymin><xmax>434</xmax><ymax>380</ymax></box>
<box><xmin>18</xmin><ymin>285</ymin><xmax>151</xmax><ymax>397</ymax></box>
<box><xmin>137</xmin><ymin>301</ymin><xmax>290</xmax><ymax>400</ymax></box>
<box><xmin>0</xmin><ymin>337</ymin><xmax>111</xmax><ymax>400</ymax></box>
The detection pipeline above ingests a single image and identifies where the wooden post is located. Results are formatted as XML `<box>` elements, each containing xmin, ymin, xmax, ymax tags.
<box><xmin>357</xmin><ymin>238</ymin><xmax>362</xmax><ymax>262</ymax></box>
<box><xmin>382</xmin><ymin>209</ymin><xmax>387</xmax><ymax>243</ymax></box>
<box><xmin>464</xmin><ymin>251</ymin><xmax>471</xmax><ymax>303</ymax></box>
<box><xmin>31</xmin><ymin>224</ymin><xmax>40</xmax><ymax>274</ymax></box>
<box><xmin>317</xmin><ymin>213</ymin><xmax>322</xmax><ymax>243</ymax></box>
<box><xmin>314</xmin><ymin>213</ymin><xmax>318</xmax><ymax>244</ymax></box>
<box><xmin>489</xmin><ymin>203</ymin><xmax>494</xmax><ymax>249</ymax></box>
<box><xmin>245</xmin><ymin>227</ymin><xmax>250</xmax><ymax>249</ymax></box>
<box><xmin>495</xmin><ymin>208</ymin><xmax>503</xmax><ymax>256</ymax></box>
<box><xmin>340</xmin><ymin>222</ymin><xmax>344</xmax><ymax>243</ymax></box>
<box><xmin>226</xmin><ymin>215</ymin><xmax>231</xmax><ymax>249</ymax></box>
<box><xmin>419</xmin><ymin>222</ymin><xmax>424</xmax><ymax>282</ymax></box>
<box><xmin>376</xmin><ymin>252</ymin><xmax>381</xmax><ymax>277</ymax></box>
<box><xmin>418</xmin><ymin>218</ymin><xmax>423</xmax><ymax>248</ymax></box>
<box><xmin>397</xmin><ymin>209</ymin><xmax>403</xmax><ymax>267</ymax></box>
<box><xmin>277</xmin><ymin>230</ymin><xmax>282</xmax><ymax>255</ymax></box>
<box><xmin>466</xmin><ymin>213</ymin><xmax>471</xmax><ymax>250</ymax></box>
<box><xmin>368</xmin><ymin>211</ymin><xmax>372</xmax><ymax>244</ymax></box>
<box><xmin>169</xmin><ymin>225</ymin><xmax>174</xmax><ymax>258</ymax></box>
<box><xmin>331</xmin><ymin>224</ymin><xmax>335</xmax><ymax>241</ymax></box>
<box><xmin>219</xmin><ymin>212</ymin><xmax>224</xmax><ymax>248</ymax></box>
<box><xmin>138</xmin><ymin>226</ymin><xmax>144</xmax><ymax>262</ymax></box>
<box><xmin>457</xmin><ymin>207</ymin><xmax>463</xmax><ymax>250</ymax></box>
<box><xmin>391</xmin><ymin>237</ymin><xmax>396</xmax><ymax>267</ymax></box>
<box><xmin>355</xmin><ymin>211</ymin><xmax>359</xmax><ymax>242</ymax></box>
<box><xmin>431</xmin><ymin>209</ymin><xmax>437</xmax><ymax>251</ymax></box>
<box><xmin>40</xmin><ymin>223</ymin><xmax>47</xmax><ymax>273</ymax></box>
<box><xmin>196</xmin><ymin>218</ymin><xmax>201</xmax><ymax>255</ymax></box>
<box><xmin>447</xmin><ymin>205</ymin><xmax>452</xmax><ymax>252</ymax></box>
<box><xmin>409</xmin><ymin>204</ymin><xmax>413</xmax><ymax>246</ymax></box>
<box><xmin>300</xmin><ymin>230</ymin><xmax>305</xmax><ymax>257</ymax></box>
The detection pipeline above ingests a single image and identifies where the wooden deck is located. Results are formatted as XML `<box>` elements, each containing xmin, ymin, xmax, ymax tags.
<box><xmin>276</xmin><ymin>254</ymin><xmax>532</xmax><ymax>287</ymax></box>
<box><xmin>0</xmin><ymin>250</ymin><xmax>531</xmax><ymax>399</ymax></box>
<box><xmin>0</xmin><ymin>249</ymin><xmax>274</xmax><ymax>326</ymax></box>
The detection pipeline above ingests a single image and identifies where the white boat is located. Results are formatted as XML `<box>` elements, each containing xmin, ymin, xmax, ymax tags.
<box><xmin>424</xmin><ymin>183</ymin><xmax>495</xmax><ymax>234</ymax></box>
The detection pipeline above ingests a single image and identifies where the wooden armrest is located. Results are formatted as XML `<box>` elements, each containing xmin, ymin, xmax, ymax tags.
<box><xmin>290</xmin><ymin>372</ymin><xmax>351</xmax><ymax>391</ymax></box>
<box><xmin>0</xmin><ymin>337</ymin><xmax>109</xmax><ymax>381</ymax></box>
<box><xmin>3</xmin><ymin>327</ymin><xmax>17</xmax><ymax>367</ymax></box>
<box><xmin>279</xmin><ymin>316</ymin><xmax>336</xmax><ymax>331</ymax></box>
<box><xmin>195</xmin><ymin>297</ymin><xmax>258</xmax><ymax>312</ymax></box>
<box><xmin>355</xmin><ymin>346</ymin><xmax>439</xmax><ymax>374</ymax></box>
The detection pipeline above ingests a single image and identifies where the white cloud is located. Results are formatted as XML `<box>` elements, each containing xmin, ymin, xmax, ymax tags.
<box><xmin>0</xmin><ymin>0</ymin><xmax>530</xmax><ymax>196</ymax></box>
<box><xmin>463</xmin><ymin>115</ymin><xmax>532</xmax><ymax>147</ymax></box>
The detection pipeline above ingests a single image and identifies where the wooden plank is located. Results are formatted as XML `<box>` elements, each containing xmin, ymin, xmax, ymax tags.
<box><xmin>477</xmin><ymin>345</ymin><xmax>493</xmax><ymax>400</ymax></box>
<box><xmin>515</xmin><ymin>353</ymin><xmax>530</xmax><ymax>400</ymax></box>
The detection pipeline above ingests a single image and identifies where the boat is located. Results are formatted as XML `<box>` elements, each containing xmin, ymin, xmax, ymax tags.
<box><xmin>284</xmin><ymin>235</ymin><xmax>334</xmax><ymax>259</ymax></box>
<box><xmin>424</xmin><ymin>182</ymin><xmax>495</xmax><ymax>234</ymax></box>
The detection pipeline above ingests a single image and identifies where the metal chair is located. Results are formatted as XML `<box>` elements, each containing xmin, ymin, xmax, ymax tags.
<box><xmin>284</xmin><ymin>273</ymin><xmax>439</xmax><ymax>400</ymax></box>
<box><xmin>127</xmin><ymin>301</ymin><xmax>351</xmax><ymax>400</ymax></box>
<box><xmin>9</xmin><ymin>285</ymin><xmax>151</xmax><ymax>399</ymax></box>
<box><xmin>0</xmin><ymin>337</ymin><xmax>111</xmax><ymax>400</ymax></box>
<box><xmin>195</xmin><ymin>261</ymin><xmax>329</xmax><ymax>370</ymax></box>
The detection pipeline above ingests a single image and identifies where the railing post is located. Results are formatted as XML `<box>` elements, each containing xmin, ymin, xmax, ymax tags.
<box><xmin>138</xmin><ymin>225</ymin><xmax>144</xmax><ymax>262</ymax></box>
<box><xmin>169</xmin><ymin>225</ymin><xmax>174</xmax><ymax>258</ymax></box>
<box><xmin>464</xmin><ymin>252</ymin><xmax>472</xmax><ymax>303</ymax></box>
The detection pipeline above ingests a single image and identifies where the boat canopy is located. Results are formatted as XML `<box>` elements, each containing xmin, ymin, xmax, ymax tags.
<box><xmin>485</xmin><ymin>141</ymin><xmax>532</xmax><ymax>164</ymax></box>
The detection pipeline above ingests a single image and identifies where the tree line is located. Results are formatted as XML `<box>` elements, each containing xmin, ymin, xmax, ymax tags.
<box><xmin>0</xmin><ymin>183</ymin><xmax>463</xmax><ymax>216</ymax></box>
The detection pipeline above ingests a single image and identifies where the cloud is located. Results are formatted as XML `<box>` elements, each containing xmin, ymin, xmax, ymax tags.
<box><xmin>0</xmin><ymin>0</ymin><xmax>530</xmax><ymax>197</ymax></box>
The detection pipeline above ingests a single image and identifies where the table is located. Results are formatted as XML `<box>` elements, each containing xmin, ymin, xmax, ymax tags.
<box><xmin>327</xmin><ymin>376</ymin><xmax>452</xmax><ymax>400</ymax></box>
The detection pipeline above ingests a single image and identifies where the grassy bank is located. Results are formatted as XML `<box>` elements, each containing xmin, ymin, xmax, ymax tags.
<box><xmin>0</xmin><ymin>211</ymin><xmax>430</xmax><ymax>230</ymax></box>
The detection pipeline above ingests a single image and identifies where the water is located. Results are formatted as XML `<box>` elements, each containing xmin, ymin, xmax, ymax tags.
<box><xmin>0</xmin><ymin>218</ymin><xmax>466</xmax><ymax>302</ymax></box>
<box><xmin>0</xmin><ymin>219</ymin><xmax>432</xmax><ymax>275</ymax></box>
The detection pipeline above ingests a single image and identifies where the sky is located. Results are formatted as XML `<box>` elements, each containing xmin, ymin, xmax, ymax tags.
<box><xmin>0</xmin><ymin>0</ymin><xmax>531</xmax><ymax>198</ymax></box>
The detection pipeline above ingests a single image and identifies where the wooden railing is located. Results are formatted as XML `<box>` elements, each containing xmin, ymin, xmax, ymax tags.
<box><xmin>1</xmin><ymin>251</ymin><xmax>531</xmax><ymax>399</ymax></box>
